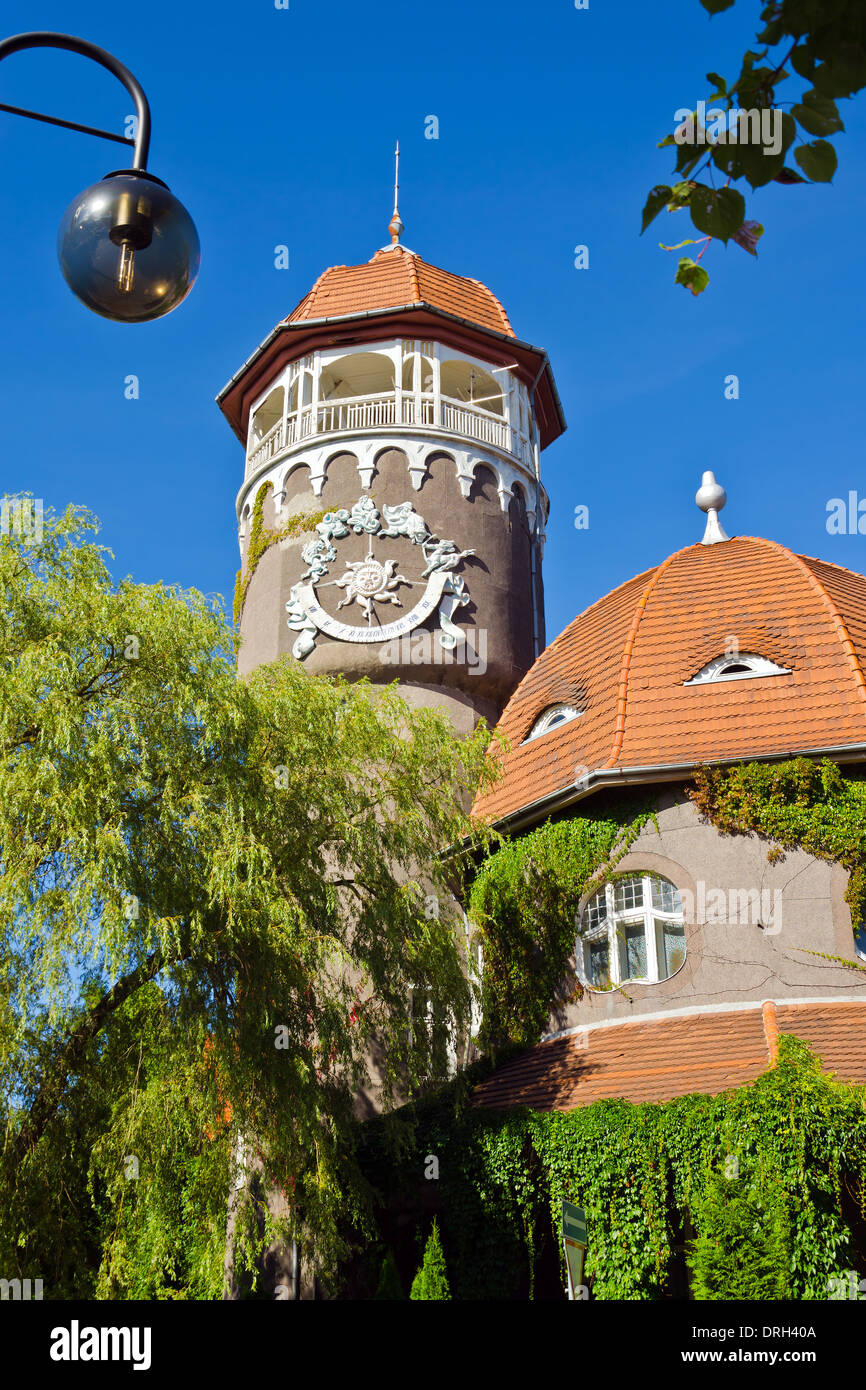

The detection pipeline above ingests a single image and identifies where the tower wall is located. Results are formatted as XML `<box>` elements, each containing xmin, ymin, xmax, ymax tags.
<box><xmin>237</xmin><ymin>439</ymin><xmax>544</xmax><ymax>726</ymax></box>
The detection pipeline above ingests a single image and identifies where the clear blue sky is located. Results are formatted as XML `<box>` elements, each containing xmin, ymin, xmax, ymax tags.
<box><xmin>1</xmin><ymin>0</ymin><xmax>864</xmax><ymax>645</ymax></box>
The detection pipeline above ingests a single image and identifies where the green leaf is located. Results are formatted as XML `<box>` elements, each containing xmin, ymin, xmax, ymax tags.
<box><xmin>700</xmin><ymin>0</ymin><xmax>734</xmax><ymax>12</ymax></box>
<box><xmin>706</xmin><ymin>71</ymin><xmax>727</xmax><ymax>94</ymax></box>
<box><xmin>641</xmin><ymin>185</ymin><xmax>673</xmax><ymax>233</ymax></box>
<box><xmin>674</xmin><ymin>141</ymin><xmax>704</xmax><ymax>175</ymax></box>
<box><xmin>675</xmin><ymin>257</ymin><xmax>710</xmax><ymax>296</ymax></box>
<box><xmin>688</xmin><ymin>186</ymin><xmax>746</xmax><ymax>243</ymax></box>
<box><xmin>736</xmin><ymin>111</ymin><xmax>796</xmax><ymax>188</ymax></box>
<box><xmin>813</xmin><ymin>45</ymin><xmax>866</xmax><ymax>100</ymax></box>
<box><xmin>794</xmin><ymin>139</ymin><xmax>838</xmax><ymax>182</ymax></box>
<box><xmin>792</xmin><ymin>91</ymin><xmax>844</xmax><ymax>137</ymax></box>
<box><xmin>741</xmin><ymin>49</ymin><xmax>765</xmax><ymax>73</ymax></box>
<box><xmin>773</xmin><ymin>166</ymin><xmax>807</xmax><ymax>184</ymax></box>
<box><xmin>711</xmin><ymin>142</ymin><xmax>745</xmax><ymax>180</ymax></box>
<box><xmin>790</xmin><ymin>45</ymin><xmax>816</xmax><ymax>81</ymax></box>
<box><xmin>667</xmin><ymin>180</ymin><xmax>695</xmax><ymax>210</ymax></box>
<box><xmin>756</xmin><ymin>17</ymin><xmax>786</xmax><ymax>45</ymax></box>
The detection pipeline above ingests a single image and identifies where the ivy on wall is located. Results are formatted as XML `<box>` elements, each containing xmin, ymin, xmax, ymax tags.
<box><xmin>351</xmin><ymin>756</ymin><xmax>866</xmax><ymax>1299</ymax></box>
<box><xmin>690</xmin><ymin>756</ymin><xmax>866</xmax><ymax>969</ymax></box>
<box><xmin>356</xmin><ymin>1037</ymin><xmax>866</xmax><ymax>1300</ymax></box>
<box><xmin>467</xmin><ymin>811</ymin><xmax>654</xmax><ymax>1055</ymax></box>
<box><xmin>233</xmin><ymin>482</ymin><xmax>325</xmax><ymax>622</ymax></box>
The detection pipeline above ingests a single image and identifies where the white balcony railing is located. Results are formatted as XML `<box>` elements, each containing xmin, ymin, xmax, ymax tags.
<box><xmin>440</xmin><ymin>400</ymin><xmax>509</xmax><ymax>452</ymax></box>
<box><xmin>246</xmin><ymin>389</ymin><xmax>518</xmax><ymax>476</ymax></box>
<box><xmin>317</xmin><ymin>392</ymin><xmax>396</xmax><ymax>436</ymax></box>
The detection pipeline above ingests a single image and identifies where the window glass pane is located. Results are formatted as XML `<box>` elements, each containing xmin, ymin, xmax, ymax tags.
<box><xmin>583</xmin><ymin>889</ymin><xmax>607</xmax><ymax>931</ymax></box>
<box><xmin>614</xmin><ymin>876</ymin><xmax>643</xmax><ymax>913</ymax></box>
<box><xmin>588</xmin><ymin>938</ymin><xmax>610</xmax><ymax>988</ymax></box>
<box><xmin>656</xmin><ymin>919</ymin><xmax>686</xmax><ymax>979</ymax></box>
<box><xmin>651</xmin><ymin>877</ymin><xmax>682</xmax><ymax>914</ymax></box>
<box><xmin>855</xmin><ymin>920</ymin><xmax>866</xmax><ymax>961</ymax></box>
<box><xmin>619</xmin><ymin>923</ymin><xmax>647</xmax><ymax>980</ymax></box>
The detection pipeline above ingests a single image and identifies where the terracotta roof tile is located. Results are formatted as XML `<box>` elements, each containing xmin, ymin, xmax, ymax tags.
<box><xmin>471</xmin><ymin>1002</ymin><xmax>866</xmax><ymax>1111</ymax></box>
<box><xmin>776</xmin><ymin>1002</ymin><xmax>866</xmax><ymax>1085</ymax></box>
<box><xmin>475</xmin><ymin>537</ymin><xmax>866</xmax><ymax>825</ymax></box>
<box><xmin>285</xmin><ymin>246</ymin><xmax>514</xmax><ymax>337</ymax></box>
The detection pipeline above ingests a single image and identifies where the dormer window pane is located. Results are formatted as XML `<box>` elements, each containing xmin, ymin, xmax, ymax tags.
<box><xmin>685</xmin><ymin>653</ymin><xmax>791</xmax><ymax>685</ymax></box>
<box><xmin>523</xmin><ymin>703</ymin><xmax>583</xmax><ymax>742</ymax></box>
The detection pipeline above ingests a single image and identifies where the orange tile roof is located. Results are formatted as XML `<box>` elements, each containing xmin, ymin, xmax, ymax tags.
<box><xmin>471</xmin><ymin>1002</ymin><xmax>866</xmax><ymax>1111</ymax></box>
<box><xmin>776</xmin><ymin>1001</ymin><xmax>866</xmax><ymax>1083</ymax></box>
<box><xmin>285</xmin><ymin>245</ymin><xmax>515</xmax><ymax>337</ymax></box>
<box><xmin>474</xmin><ymin>538</ymin><xmax>866</xmax><ymax>825</ymax></box>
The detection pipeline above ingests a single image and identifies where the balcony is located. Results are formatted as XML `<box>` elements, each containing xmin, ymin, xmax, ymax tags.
<box><xmin>246</xmin><ymin>388</ymin><xmax>520</xmax><ymax>478</ymax></box>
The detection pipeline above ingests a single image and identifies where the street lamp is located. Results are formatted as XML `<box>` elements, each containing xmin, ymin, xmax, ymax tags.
<box><xmin>0</xmin><ymin>31</ymin><xmax>199</xmax><ymax>322</ymax></box>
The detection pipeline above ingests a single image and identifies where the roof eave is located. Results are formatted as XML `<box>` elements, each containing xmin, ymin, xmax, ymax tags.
<box><xmin>481</xmin><ymin>740</ymin><xmax>866</xmax><ymax>835</ymax></box>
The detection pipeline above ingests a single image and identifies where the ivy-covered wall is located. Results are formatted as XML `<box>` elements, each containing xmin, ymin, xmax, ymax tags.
<box><xmin>468</xmin><ymin>808</ymin><xmax>654</xmax><ymax>1054</ymax></box>
<box><xmin>470</xmin><ymin>758</ymin><xmax>865</xmax><ymax>1045</ymax></box>
<box><xmin>353</xmin><ymin>1037</ymin><xmax>866</xmax><ymax>1300</ymax></box>
<box><xmin>690</xmin><ymin>757</ymin><xmax>866</xmax><ymax>935</ymax></box>
<box><xmin>346</xmin><ymin>756</ymin><xmax>866</xmax><ymax>1300</ymax></box>
<box><xmin>234</xmin><ymin>482</ymin><xmax>325</xmax><ymax>623</ymax></box>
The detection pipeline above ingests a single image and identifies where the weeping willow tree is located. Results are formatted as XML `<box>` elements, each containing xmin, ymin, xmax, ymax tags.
<box><xmin>0</xmin><ymin>501</ymin><xmax>495</xmax><ymax>1298</ymax></box>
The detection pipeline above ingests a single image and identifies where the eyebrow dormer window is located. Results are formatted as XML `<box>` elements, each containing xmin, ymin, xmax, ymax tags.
<box><xmin>524</xmin><ymin>703</ymin><xmax>582</xmax><ymax>741</ymax></box>
<box><xmin>684</xmin><ymin>653</ymin><xmax>791</xmax><ymax>686</ymax></box>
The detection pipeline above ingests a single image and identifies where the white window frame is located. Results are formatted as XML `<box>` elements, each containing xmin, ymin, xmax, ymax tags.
<box><xmin>467</xmin><ymin>931</ymin><xmax>483</xmax><ymax>1046</ymax></box>
<box><xmin>684</xmin><ymin>653</ymin><xmax>791</xmax><ymax>685</ymax></box>
<box><xmin>409</xmin><ymin>985</ymin><xmax>459</xmax><ymax>1077</ymax></box>
<box><xmin>578</xmin><ymin>873</ymin><xmax>686</xmax><ymax>989</ymax></box>
<box><xmin>524</xmin><ymin>703</ymin><xmax>583</xmax><ymax>742</ymax></box>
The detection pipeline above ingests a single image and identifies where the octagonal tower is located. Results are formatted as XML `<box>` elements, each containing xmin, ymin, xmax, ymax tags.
<box><xmin>217</xmin><ymin>212</ymin><xmax>565</xmax><ymax>731</ymax></box>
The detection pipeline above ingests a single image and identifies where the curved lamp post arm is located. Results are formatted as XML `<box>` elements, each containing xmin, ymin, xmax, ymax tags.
<box><xmin>0</xmin><ymin>30</ymin><xmax>151</xmax><ymax>169</ymax></box>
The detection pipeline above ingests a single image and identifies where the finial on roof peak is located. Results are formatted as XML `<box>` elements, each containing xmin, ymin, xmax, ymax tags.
<box><xmin>696</xmin><ymin>471</ymin><xmax>729</xmax><ymax>545</ymax></box>
<box><xmin>388</xmin><ymin>141</ymin><xmax>404</xmax><ymax>245</ymax></box>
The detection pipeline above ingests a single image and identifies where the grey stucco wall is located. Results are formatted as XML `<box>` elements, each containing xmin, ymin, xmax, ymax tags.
<box><xmin>546</xmin><ymin>784</ymin><xmax>865</xmax><ymax>1035</ymax></box>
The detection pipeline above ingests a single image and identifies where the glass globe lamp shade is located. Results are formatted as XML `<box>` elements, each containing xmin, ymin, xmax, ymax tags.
<box><xmin>57</xmin><ymin>171</ymin><xmax>200</xmax><ymax>322</ymax></box>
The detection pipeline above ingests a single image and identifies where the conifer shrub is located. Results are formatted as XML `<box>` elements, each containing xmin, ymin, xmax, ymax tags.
<box><xmin>687</xmin><ymin>1169</ymin><xmax>791</xmax><ymax>1299</ymax></box>
<box><xmin>374</xmin><ymin>1249</ymin><xmax>404</xmax><ymax>1300</ymax></box>
<box><xmin>410</xmin><ymin>1219</ymin><xmax>451</xmax><ymax>1300</ymax></box>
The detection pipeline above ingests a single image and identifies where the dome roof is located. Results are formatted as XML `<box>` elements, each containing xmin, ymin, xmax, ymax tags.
<box><xmin>285</xmin><ymin>244</ymin><xmax>515</xmax><ymax>338</ymax></box>
<box><xmin>474</xmin><ymin>536</ymin><xmax>866</xmax><ymax>826</ymax></box>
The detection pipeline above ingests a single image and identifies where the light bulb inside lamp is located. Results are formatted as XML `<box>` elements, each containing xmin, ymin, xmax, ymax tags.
<box><xmin>58</xmin><ymin>171</ymin><xmax>199</xmax><ymax>323</ymax></box>
<box><xmin>108</xmin><ymin>187</ymin><xmax>154</xmax><ymax>296</ymax></box>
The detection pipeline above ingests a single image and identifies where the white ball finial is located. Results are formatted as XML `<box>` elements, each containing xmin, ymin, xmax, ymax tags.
<box><xmin>696</xmin><ymin>471</ymin><xmax>729</xmax><ymax>545</ymax></box>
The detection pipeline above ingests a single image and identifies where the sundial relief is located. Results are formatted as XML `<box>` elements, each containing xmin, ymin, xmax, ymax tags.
<box><xmin>286</xmin><ymin>496</ymin><xmax>476</xmax><ymax>659</ymax></box>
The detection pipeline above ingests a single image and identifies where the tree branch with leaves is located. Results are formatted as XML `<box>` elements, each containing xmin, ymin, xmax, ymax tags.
<box><xmin>643</xmin><ymin>0</ymin><xmax>864</xmax><ymax>294</ymax></box>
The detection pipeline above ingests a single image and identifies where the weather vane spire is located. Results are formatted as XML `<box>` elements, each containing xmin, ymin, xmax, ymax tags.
<box><xmin>388</xmin><ymin>141</ymin><xmax>404</xmax><ymax>245</ymax></box>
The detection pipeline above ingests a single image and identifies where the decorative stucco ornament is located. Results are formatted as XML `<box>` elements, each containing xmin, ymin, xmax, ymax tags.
<box><xmin>286</xmin><ymin>496</ymin><xmax>475</xmax><ymax>659</ymax></box>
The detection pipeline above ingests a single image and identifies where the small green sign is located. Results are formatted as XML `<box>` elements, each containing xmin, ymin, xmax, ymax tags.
<box><xmin>562</xmin><ymin>1200</ymin><xmax>588</xmax><ymax>1300</ymax></box>
<box><xmin>562</xmin><ymin>1200</ymin><xmax>587</xmax><ymax>1245</ymax></box>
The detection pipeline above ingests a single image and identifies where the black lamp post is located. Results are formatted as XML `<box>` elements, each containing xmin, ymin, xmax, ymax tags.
<box><xmin>0</xmin><ymin>31</ymin><xmax>199</xmax><ymax>323</ymax></box>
